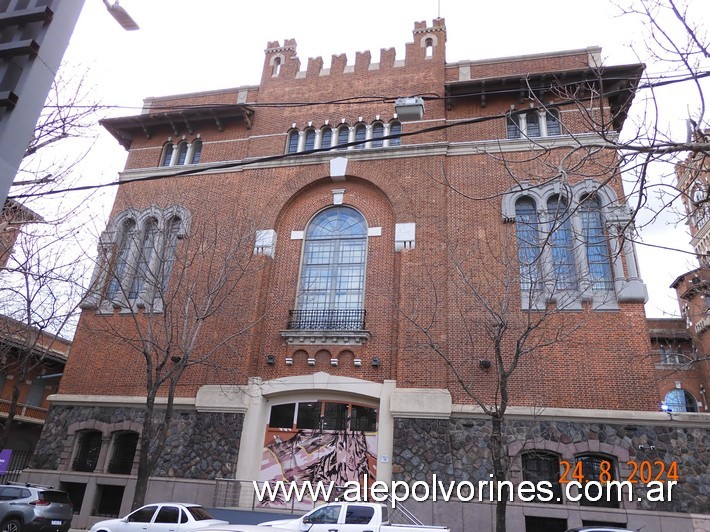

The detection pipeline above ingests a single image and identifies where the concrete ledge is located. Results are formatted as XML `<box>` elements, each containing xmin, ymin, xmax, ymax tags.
<box><xmin>390</xmin><ymin>388</ymin><xmax>452</xmax><ymax>419</ymax></box>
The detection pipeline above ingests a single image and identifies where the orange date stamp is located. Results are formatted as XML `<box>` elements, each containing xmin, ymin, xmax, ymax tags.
<box><xmin>558</xmin><ymin>460</ymin><xmax>679</xmax><ymax>484</ymax></box>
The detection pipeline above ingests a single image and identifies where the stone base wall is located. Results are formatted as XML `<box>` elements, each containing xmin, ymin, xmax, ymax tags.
<box><xmin>392</xmin><ymin>416</ymin><xmax>710</xmax><ymax>529</ymax></box>
<box><xmin>32</xmin><ymin>404</ymin><xmax>244</xmax><ymax>479</ymax></box>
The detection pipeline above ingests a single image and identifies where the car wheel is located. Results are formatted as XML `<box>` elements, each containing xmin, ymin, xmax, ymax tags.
<box><xmin>2</xmin><ymin>519</ymin><xmax>22</xmax><ymax>532</ymax></box>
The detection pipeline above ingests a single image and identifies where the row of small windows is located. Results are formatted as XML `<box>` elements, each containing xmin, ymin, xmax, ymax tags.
<box><xmin>286</xmin><ymin>121</ymin><xmax>402</xmax><ymax>154</ymax></box>
<box><xmin>507</xmin><ymin>108</ymin><xmax>561</xmax><ymax>139</ymax></box>
<box><xmin>160</xmin><ymin>140</ymin><xmax>202</xmax><ymax>167</ymax></box>
<box><xmin>515</xmin><ymin>193</ymin><xmax>613</xmax><ymax>292</ymax></box>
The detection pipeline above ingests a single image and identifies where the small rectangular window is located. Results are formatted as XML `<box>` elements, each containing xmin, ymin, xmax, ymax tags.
<box><xmin>269</xmin><ymin>403</ymin><xmax>296</xmax><ymax>428</ymax></box>
<box><xmin>296</xmin><ymin>402</ymin><xmax>321</xmax><ymax>430</ymax></box>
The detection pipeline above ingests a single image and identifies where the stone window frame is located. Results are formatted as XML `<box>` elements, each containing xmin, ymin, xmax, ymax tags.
<box><xmin>506</xmin><ymin>108</ymin><xmax>562</xmax><ymax>139</ymax></box>
<box><xmin>159</xmin><ymin>139</ymin><xmax>203</xmax><ymax>167</ymax></box>
<box><xmin>509</xmin><ymin>438</ymin><xmax>634</xmax><ymax>510</ymax></box>
<box><xmin>502</xmin><ymin>179</ymin><xmax>642</xmax><ymax>310</ymax></box>
<box><xmin>65</xmin><ymin>420</ymin><xmax>142</xmax><ymax>474</ymax></box>
<box><xmin>84</xmin><ymin>206</ymin><xmax>191</xmax><ymax>313</ymax></box>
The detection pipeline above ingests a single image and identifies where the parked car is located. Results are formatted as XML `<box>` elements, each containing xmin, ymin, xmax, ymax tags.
<box><xmin>89</xmin><ymin>503</ymin><xmax>228</xmax><ymax>532</ymax></box>
<box><xmin>256</xmin><ymin>502</ymin><xmax>449</xmax><ymax>532</ymax></box>
<box><xmin>565</xmin><ymin>528</ymin><xmax>636</xmax><ymax>532</ymax></box>
<box><xmin>0</xmin><ymin>483</ymin><xmax>73</xmax><ymax>532</ymax></box>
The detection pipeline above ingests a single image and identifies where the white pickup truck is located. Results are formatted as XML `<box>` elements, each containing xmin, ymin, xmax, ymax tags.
<box><xmin>256</xmin><ymin>501</ymin><xmax>450</xmax><ymax>532</ymax></box>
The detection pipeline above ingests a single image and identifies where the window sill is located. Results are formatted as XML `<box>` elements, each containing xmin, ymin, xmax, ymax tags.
<box><xmin>279</xmin><ymin>329</ymin><xmax>370</xmax><ymax>346</ymax></box>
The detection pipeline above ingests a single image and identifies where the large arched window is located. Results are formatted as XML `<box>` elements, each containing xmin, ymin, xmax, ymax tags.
<box><xmin>176</xmin><ymin>142</ymin><xmax>189</xmax><ymax>165</ymax></box>
<box><xmin>106</xmin><ymin>218</ymin><xmax>136</xmax><ymax>300</ymax></box>
<box><xmin>389</xmin><ymin>121</ymin><xmax>401</xmax><ymax>146</ymax></box>
<box><xmin>286</xmin><ymin>130</ymin><xmax>299</xmax><ymax>154</ymax></box>
<box><xmin>188</xmin><ymin>140</ymin><xmax>202</xmax><ymax>164</ymax></box>
<box><xmin>576</xmin><ymin>454</ymin><xmax>619</xmax><ymax>508</ymax></box>
<box><xmin>547</xmin><ymin>195</ymin><xmax>577</xmax><ymax>290</ymax></box>
<box><xmin>354</xmin><ymin>124</ymin><xmax>366</xmax><ymax>149</ymax></box>
<box><xmin>336</xmin><ymin>126</ymin><xmax>350</xmax><ymax>149</ymax></box>
<box><xmin>581</xmin><ymin>195</ymin><xmax>613</xmax><ymax>290</ymax></box>
<box><xmin>296</xmin><ymin>207</ymin><xmax>367</xmax><ymax>330</ymax></box>
<box><xmin>515</xmin><ymin>197</ymin><xmax>541</xmax><ymax>290</ymax></box>
<box><xmin>371</xmin><ymin>122</ymin><xmax>384</xmax><ymax>148</ymax></box>
<box><xmin>304</xmin><ymin>129</ymin><xmax>316</xmax><ymax>151</ymax></box>
<box><xmin>128</xmin><ymin>218</ymin><xmax>160</xmax><ymax>300</ymax></box>
<box><xmin>321</xmin><ymin>127</ymin><xmax>332</xmax><ymax>150</ymax></box>
<box><xmin>521</xmin><ymin>452</ymin><xmax>562</xmax><ymax>503</ymax></box>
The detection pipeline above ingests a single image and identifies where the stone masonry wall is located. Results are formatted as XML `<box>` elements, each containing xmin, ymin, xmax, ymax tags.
<box><xmin>32</xmin><ymin>405</ymin><xmax>243</xmax><ymax>480</ymax></box>
<box><xmin>392</xmin><ymin>416</ymin><xmax>710</xmax><ymax>514</ymax></box>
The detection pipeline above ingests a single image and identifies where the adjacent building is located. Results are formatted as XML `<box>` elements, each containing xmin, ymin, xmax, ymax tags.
<box><xmin>25</xmin><ymin>20</ymin><xmax>710</xmax><ymax>532</ymax></box>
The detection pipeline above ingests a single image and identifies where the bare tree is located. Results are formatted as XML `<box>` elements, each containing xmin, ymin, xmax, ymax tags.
<box><xmin>81</xmin><ymin>192</ymin><xmax>264</xmax><ymax>509</ymax></box>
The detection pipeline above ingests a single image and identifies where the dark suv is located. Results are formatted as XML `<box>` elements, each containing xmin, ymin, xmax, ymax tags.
<box><xmin>0</xmin><ymin>484</ymin><xmax>73</xmax><ymax>532</ymax></box>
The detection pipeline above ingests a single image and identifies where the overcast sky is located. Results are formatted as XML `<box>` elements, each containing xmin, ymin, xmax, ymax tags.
<box><xmin>59</xmin><ymin>0</ymin><xmax>710</xmax><ymax>318</ymax></box>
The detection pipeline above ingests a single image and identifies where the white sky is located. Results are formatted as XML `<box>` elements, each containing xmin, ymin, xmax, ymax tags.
<box><xmin>59</xmin><ymin>0</ymin><xmax>710</xmax><ymax>318</ymax></box>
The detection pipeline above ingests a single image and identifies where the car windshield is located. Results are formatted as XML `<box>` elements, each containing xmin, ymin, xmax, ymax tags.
<box><xmin>39</xmin><ymin>491</ymin><xmax>71</xmax><ymax>504</ymax></box>
<box><xmin>186</xmin><ymin>507</ymin><xmax>215</xmax><ymax>521</ymax></box>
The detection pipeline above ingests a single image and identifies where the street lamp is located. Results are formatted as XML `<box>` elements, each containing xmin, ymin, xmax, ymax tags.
<box><xmin>103</xmin><ymin>0</ymin><xmax>139</xmax><ymax>31</ymax></box>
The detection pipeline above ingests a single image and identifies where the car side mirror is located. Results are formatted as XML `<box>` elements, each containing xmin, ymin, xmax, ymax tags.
<box><xmin>302</xmin><ymin>516</ymin><xmax>311</xmax><ymax>524</ymax></box>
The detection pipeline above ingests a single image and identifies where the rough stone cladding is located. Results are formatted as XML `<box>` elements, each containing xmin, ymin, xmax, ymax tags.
<box><xmin>31</xmin><ymin>405</ymin><xmax>243</xmax><ymax>480</ymax></box>
<box><xmin>63</xmin><ymin>20</ymin><xmax>658</xmax><ymax>411</ymax></box>
<box><xmin>392</xmin><ymin>417</ymin><xmax>710</xmax><ymax>514</ymax></box>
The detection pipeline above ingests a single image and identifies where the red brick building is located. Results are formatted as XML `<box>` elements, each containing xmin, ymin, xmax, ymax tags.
<box><xmin>26</xmin><ymin>20</ymin><xmax>709</xmax><ymax>531</ymax></box>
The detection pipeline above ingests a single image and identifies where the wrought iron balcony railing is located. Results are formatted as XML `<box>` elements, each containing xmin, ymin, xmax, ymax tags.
<box><xmin>287</xmin><ymin>309</ymin><xmax>366</xmax><ymax>331</ymax></box>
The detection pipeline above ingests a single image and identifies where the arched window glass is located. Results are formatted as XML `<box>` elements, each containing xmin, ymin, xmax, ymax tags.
<box><xmin>286</xmin><ymin>130</ymin><xmax>299</xmax><ymax>154</ymax></box>
<box><xmin>507</xmin><ymin>115</ymin><xmax>521</xmax><ymax>139</ymax></box>
<box><xmin>160</xmin><ymin>144</ymin><xmax>174</xmax><ymax>167</ymax></box>
<box><xmin>161</xmin><ymin>217</ymin><xmax>181</xmax><ymax>292</ymax></box>
<box><xmin>272</xmin><ymin>57</ymin><xmax>282</xmax><ymax>77</ymax></box>
<box><xmin>389</xmin><ymin>121</ymin><xmax>401</xmax><ymax>146</ymax></box>
<box><xmin>664</xmin><ymin>389</ymin><xmax>698</xmax><ymax>412</ymax></box>
<box><xmin>189</xmin><ymin>141</ymin><xmax>202</xmax><ymax>164</ymax></box>
<box><xmin>129</xmin><ymin>218</ymin><xmax>160</xmax><ymax>300</ymax></box>
<box><xmin>337</xmin><ymin>126</ymin><xmax>350</xmax><ymax>149</ymax></box>
<box><xmin>304</xmin><ymin>129</ymin><xmax>316</xmax><ymax>151</ymax></box>
<box><xmin>580</xmin><ymin>195</ymin><xmax>613</xmax><ymax>290</ymax></box>
<box><xmin>354</xmin><ymin>124</ymin><xmax>366</xmax><ymax>149</ymax></box>
<box><xmin>425</xmin><ymin>37</ymin><xmax>433</xmax><ymax>58</ymax></box>
<box><xmin>72</xmin><ymin>430</ymin><xmax>102</xmax><ymax>472</ymax></box>
<box><xmin>521</xmin><ymin>452</ymin><xmax>562</xmax><ymax>503</ymax></box>
<box><xmin>321</xmin><ymin>127</ymin><xmax>332</xmax><ymax>150</ymax></box>
<box><xmin>176</xmin><ymin>142</ymin><xmax>189</xmax><ymax>165</ymax></box>
<box><xmin>546</xmin><ymin>109</ymin><xmax>561</xmax><ymax>136</ymax></box>
<box><xmin>371</xmin><ymin>123</ymin><xmax>384</xmax><ymax>148</ymax></box>
<box><xmin>526</xmin><ymin>112</ymin><xmax>540</xmax><ymax>137</ymax></box>
<box><xmin>107</xmin><ymin>219</ymin><xmax>136</xmax><ymax>300</ymax></box>
<box><xmin>515</xmin><ymin>198</ymin><xmax>541</xmax><ymax>291</ymax></box>
<box><xmin>108</xmin><ymin>431</ymin><xmax>139</xmax><ymax>474</ymax></box>
<box><xmin>297</xmin><ymin>207</ymin><xmax>367</xmax><ymax>329</ymax></box>
<box><xmin>577</xmin><ymin>455</ymin><xmax>619</xmax><ymax>507</ymax></box>
<box><xmin>547</xmin><ymin>196</ymin><xmax>577</xmax><ymax>290</ymax></box>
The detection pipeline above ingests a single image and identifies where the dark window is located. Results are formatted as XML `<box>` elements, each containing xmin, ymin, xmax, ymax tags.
<box><xmin>354</xmin><ymin>124</ymin><xmax>366</xmax><ymax>148</ymax></box>
<box><xmin>38</xmin><ymin>490</ymin><xmax>71</xmax><ymax>504</ymax></box>
<box><xmin>128</xmin><ymin>218</ymin><xmax>160</xmax><ymax>300</ymax></box>
<box><xmin>521</xmin><ymin>452</ymin><xmax>562</xmax><ymax>503</ymax></box>
<box><xmin>108</xmin><ymin>432</ymin><xmax>138</xmax><ymax>474</ymax></box>
<box><xmin>297</xmin><ymin>402</ymin><xmax>322</xmax><ymax>430</ymax></box>
<box><xmin>389</xmin><ymin>121</ymin><xmax>401</xmax><ymax>146</ymax></box>
<box><xmin>127</xmin><ymin>505</ymin><xmax>157</xmax><ymax>522</ymax></box>
<box><xmin>580</xmin><ymin>195</ymin><xmax>613</xmax><ymax>290</ymax></box>
<box><xmin>507</xmin><ymin>115</ymin><xmax>521</xmax><ymax>139</ymax></box>
<box><xmin>371</xmin><ymin>123</ymin><xmax>384</xmax><ymax>148</ymax></box>
<box><xmin>515</xmin><ymin>198</ymin><xmax>541</xmax><ymax>291</ymax></box>
<box><xmin>155</xmin><ymin>506</ymin><xmax>180</xmax><ymax>524</ymax></box>
<box><xmin>93</xmin><ymin>485</ymin><xmax>124</xmax><ymax>518</ymax></box>
<box><xmin>25</xmin><ymin>379</ymin><xmax>45</xmax><ymax>407</ymax></box>
<box><xmin>269</xmin><ymin>403</ymin><xmax>296</xmax><ymax>428</ymax></box>
<box><xmin>161</xmin><ymin>216</ymin><xmax>182</xmax><ymax>292</ymax></box>
<box><xmin>345</xmin><ymin>505</ymin><xmax>374</xmax><ymax>524</ymax></box>
<box><xmin>322</xmin><ymin>402</ymin><xmax>348</xmax><ymax>431</ymax></box>
<box><xmin>547</xmin><ymin>195</ymin><xmax>577</xmax><ymax>290</ymax></box>
<box><xmin>337</xmin><ymin>126</ymin><xmax>349</xmax><ymax>148</ymax></box>
<box><xmin>321</xmin><ymin>127</ymin><xmax>332</xmax><ymax>149</ymax></box>
<box><xmin>546</xmin><ymin>109</ymin><xmax>561</xmax><ymax>135</ymax></box>
<box><xmin>189</xmin><ymin>141</ymin><xmax>202</xmax><ymax>164</ymax></box>
<box><xmin>72</xmin><ymin>430</ymin><xmax>102</xmax><ymax>472</ymax></box>
<box><xmin>577</xmin><ymin>455</ymin><xmax>619</xmax><ymax>508</ymax></box>
<box><xmin>525</xmin><ymin>516</ymin><xmax>567</xmax><ymax>532</ymax></box>
<box><xmin>526</xmin><ymin>111</ymin><xmax>540</xmax><ymax>137</ymax></box>
<box><xmin>351</xmin><ymin>405</ymin><xmax>377</xmax><ymax>432</ymax></box>
<box><xmin>106</xmin><ymin>219</ymin><xmax>136</xmax><ymax>300</ymax></box>
<box><xmin>304</xmin><ymin>129</ymin><xmax>316</xmax><ymax>151</ymax></box>
<box><xmin>287</xmin><ymin>131</ymin><xmax>299</xmax><ymax>154</ymax></box>
<box><xmin>160</xmin><ymin>144</ymin><xmax>173</xmax><ymax>166</ymax></box>
<box><xmin>60</xmin><ymin>482</ymin><xmax>86</xmax><ymax>514</ymax></box>
<box><xmin>176</xmin><ymin>142</ymin><xmax>189</xmax><ymax>165</ymax></box>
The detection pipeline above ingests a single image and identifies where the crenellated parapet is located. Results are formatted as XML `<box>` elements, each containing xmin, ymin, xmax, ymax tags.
<box><xmin>261</xmin><ymin>19</ymin><xmax>447</xmax><ymax>83</ymax></box>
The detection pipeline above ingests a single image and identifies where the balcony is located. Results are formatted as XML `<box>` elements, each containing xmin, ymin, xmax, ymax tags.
<box><xmin>280</xmin><ymin>309</ymin><xmax>370</xmax><ymax>346</ymax></box>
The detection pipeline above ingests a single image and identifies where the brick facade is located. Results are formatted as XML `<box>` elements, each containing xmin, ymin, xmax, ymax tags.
<box><xmin>29</xmin><ymin>19</ymin><xmax>710</xmax><ymax>531</ymax></box>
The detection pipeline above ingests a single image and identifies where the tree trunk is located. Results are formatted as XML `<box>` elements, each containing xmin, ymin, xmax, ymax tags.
<box><xmin>0</xmin><ymin>383</ymin><xmax>20</xmax><ymax>449</ymax></box>
<box><xmin>491</xmin><ymin>414</ymin><xmax>508</xmax><ymax>532</ymax></box>
<box><xmin>131</xmin><ymin>396</ymin><xmax>156</xmax><ymax>510</ymax></box>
